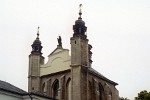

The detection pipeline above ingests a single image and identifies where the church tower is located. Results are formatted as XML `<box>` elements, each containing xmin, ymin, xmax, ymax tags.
<box><xmin>71</xmin><ymin>4</ymin><xmax>89</xmax><ymax>67</ymax></box>
<box><xmin>27</xmin><ymin>5</ymin><xmax>119</xmax><ymax>100</ymax></box>
<box><xmin>28</xmin><ymin>27</ymin><xmax>44</xmax><ymax>92</ymax></box>
<box><xmin>70</xmin><ymin>4</ymin><xmax>89</xmax><ymax>100</ymax></box>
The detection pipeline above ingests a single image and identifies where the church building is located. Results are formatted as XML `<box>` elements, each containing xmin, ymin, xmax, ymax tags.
<box><xmin>28</xmin><ymin>6</ymin><xmax>119</xmax><ymax>100</ymax></box>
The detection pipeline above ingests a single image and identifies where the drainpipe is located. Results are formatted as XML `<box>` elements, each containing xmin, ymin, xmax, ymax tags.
<box><xmin>28</xmin><ymin>93</ymin><xmax>33</xmax><ymax>100</ymax></box>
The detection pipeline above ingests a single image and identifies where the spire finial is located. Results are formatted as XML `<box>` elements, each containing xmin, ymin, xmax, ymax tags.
<box><xmin>37</xmin><ymin>27</ymin><xmax>40</xmax><ymax>39</ymax></box>
<box><xmin>79</xmin><ymin>4</ymin><xmax>82</xmax><ymax>19</ymax></box>
<box><xmin>31</xmin><ymin>26</ymin><xmax>43</xmax><ymax>54</ymax></box>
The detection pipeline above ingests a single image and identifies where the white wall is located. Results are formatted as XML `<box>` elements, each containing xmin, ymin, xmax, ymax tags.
<box><xmin>40</xmin><ymin>48</ymin><xmax>71</xmax><ymax>76</ymax></box>
<box><xmin>0</xmin><ymin>92</ymin><xmax>22</xmax><ymax>100</ymax></box>
<box><xmin>0</xmin><ymin>93</ymin><xmax>52</xmax><ymax>100</ymax></box>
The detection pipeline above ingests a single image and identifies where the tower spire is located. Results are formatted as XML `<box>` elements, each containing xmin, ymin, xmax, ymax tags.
<box><xmin>31</xmin><ymin>27</ymin><xmax>43</xmax><ymax>54</ymax></box>
<box><xmin>36</xmin><ymin>27</ymin><xmax>40</xmax><ymax>39</ymax></box>
<box><xmin>73</xmin><ymin>4</ymin><xmax>87</xmax><ymax>37</ymax></box>
<box><xmin>79</xmin><ymin>4</ymin><xmax>82</xmax><ymax>19</ymax></box>
<box><xmin>28</xmin><ymin>26</ymin><xmax>44</xmax><ymax>93</ymax></box>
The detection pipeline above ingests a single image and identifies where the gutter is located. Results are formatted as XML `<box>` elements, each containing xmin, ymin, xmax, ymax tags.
<box><xmin>28</xmin><ymin>93</ymin><xmax>33</xmax><ymax>100</ymax></box>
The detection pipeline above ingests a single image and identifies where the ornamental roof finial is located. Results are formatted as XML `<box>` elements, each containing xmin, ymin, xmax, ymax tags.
<box><xmin>79</xmin><ymin>4</ymin><xmax>82</xmax><ymax>19</ymax></box>
<box><xmin>37</xmin><ymin>27</ymin><xmax>40</xmax><ymax>39</ymax></box>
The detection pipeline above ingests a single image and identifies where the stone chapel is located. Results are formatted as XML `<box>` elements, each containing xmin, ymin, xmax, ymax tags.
<box><xmin>28</xmin><ymin>6</ymin><xmax>119</xmax><ymax>100</ymax></box>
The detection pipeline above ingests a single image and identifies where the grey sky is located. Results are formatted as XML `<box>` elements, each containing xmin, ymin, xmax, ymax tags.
<box><xmin>0</xmin><ymin>0</ymin><xmax>150</xmax><ymax>99</ymax></box>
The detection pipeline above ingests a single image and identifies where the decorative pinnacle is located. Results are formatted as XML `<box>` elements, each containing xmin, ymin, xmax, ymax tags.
<box><xmin>37</xmin><ymin>27</ymin><xmax>40</xmax><ymax>39</ymax></box>
<box><xmin>79</xmin><ymin>4</ymin><xmax>82</xmax><ymax>19</ymax></box>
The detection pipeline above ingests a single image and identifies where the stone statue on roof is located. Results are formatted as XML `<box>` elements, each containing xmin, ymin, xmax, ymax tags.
<box><xmin>57</xmin><ymin>36</ymin><xmax>62</xmax><ymax>47</ymax></box>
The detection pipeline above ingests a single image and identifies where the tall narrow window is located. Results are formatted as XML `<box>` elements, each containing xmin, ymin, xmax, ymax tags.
<box><xmin>108</xmin><ymin>92</ymin><xmax>112</xmax><ymax>100</ymax></box>
<box><xmin>105</xmin><ymin>83</ymin><xmax>112</xmax><ymax>100</ymax></box>
<box><xmin>88</xmin><ymin>81</ymin><xmax>92</xmax><ymax>100</ymax></box>
<box><xmin>66</xmin><ymin>78</ymin><xmax>71</xmax><ymax>100</ymax></box>
<box><xmin>98</xmin><ymin>83</ymin><xmax>104</xmax><ymax>100</ymax></box>
<box><xmin>42</xmin><ymin>82</ymin><xmax>47</xmax><ymax>94</ymax></box>
<box><xmin>53</xmin><ymin>79</ymin><xmax>59</xmax><ymax>99</ymax></box>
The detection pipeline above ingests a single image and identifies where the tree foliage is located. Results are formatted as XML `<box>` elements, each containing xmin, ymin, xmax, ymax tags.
<box><xmin>135</xmin><ymin>90</ymin><xmax>150</xmax><ymax>100</ymax></box>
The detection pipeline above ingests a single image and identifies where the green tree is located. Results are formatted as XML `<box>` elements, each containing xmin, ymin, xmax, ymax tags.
<box><xmin>135</xmin><ymin>90</ymin><xmax>150</xmax><ymax>100</ymax></box>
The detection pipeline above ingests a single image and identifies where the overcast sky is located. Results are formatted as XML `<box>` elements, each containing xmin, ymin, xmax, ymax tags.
<box><xmin>0</xmin><ymin>0</ymin><xmax>150</xmax><ymax>99</ymax></box>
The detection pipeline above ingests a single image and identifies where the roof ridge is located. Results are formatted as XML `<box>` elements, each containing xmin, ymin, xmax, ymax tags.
<box><xmin>88</xmin><ymin>68</ymin><xmax>118</xmax><ymax>85</ymax></box>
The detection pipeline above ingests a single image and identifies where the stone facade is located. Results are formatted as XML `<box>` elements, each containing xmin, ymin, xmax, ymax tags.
<box><xmin>28</xmin><ymin>9</ymin><xmax>119</xmax><ymax>100</ymax></box>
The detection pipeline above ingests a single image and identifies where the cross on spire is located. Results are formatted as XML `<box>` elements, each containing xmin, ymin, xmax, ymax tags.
<box><xmin>79</xmin><ymin>4</ymin><xmax>82</xmax><ymax>19</ymax></box>
<box><xmin>37</xmin><ymin>27</ymin><xmax>40</xmax><ymax>39</ymax></box>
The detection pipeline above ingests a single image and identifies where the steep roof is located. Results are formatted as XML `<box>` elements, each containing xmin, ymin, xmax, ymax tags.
<box><xmin>0</xmin><ymin>80</ymin><xmax>27</xmax><ymax>95</ymax></box>
<box><xmin>88</xmin><ymin>68</ymin><xmax>118</xmax><ymax>85</ymax></box>
<box><xmin>0</xmin><ymin>80</ymin><xmax>54</xmax><ymax>99</ymax></box>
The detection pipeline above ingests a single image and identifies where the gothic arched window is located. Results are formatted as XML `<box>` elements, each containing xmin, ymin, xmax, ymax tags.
<box><xmin>98</xmin><ymin>83</ymin><xmax>104</xmax><ymax>100</ymax></box>
<box><xmin>53</xmin><ymin>79</ymin><xmax>59</xmax><ymax>99</ymax></box>
<box><xmin>108</xmin><ymin>91</ymin><xmax>112</xmax><ymax>100</ymax></box>
<box><xmin>105</xmin><ymin>83</ymin><xmax>112</xmax><ymax>100</ymax></box>
<box><xmin>66</xmin><ymin>78</ymin><xmax>71</xmax><ymax>100</ymax></box>
<box><xmin>42</xmin><ymin>82</ymin><xmax>47</xmax><ymax>94</ymax></box>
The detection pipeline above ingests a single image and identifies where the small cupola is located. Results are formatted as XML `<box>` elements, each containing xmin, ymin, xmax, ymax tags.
<box><xmin>31</xmin><ymin>27</ymin><xmax>43</xmax><ymax>54</ymax></box>
<box><xmin>73</xmin><ymin>4</ymin><xmax>87</xmax><ymax>37</ymax></box>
